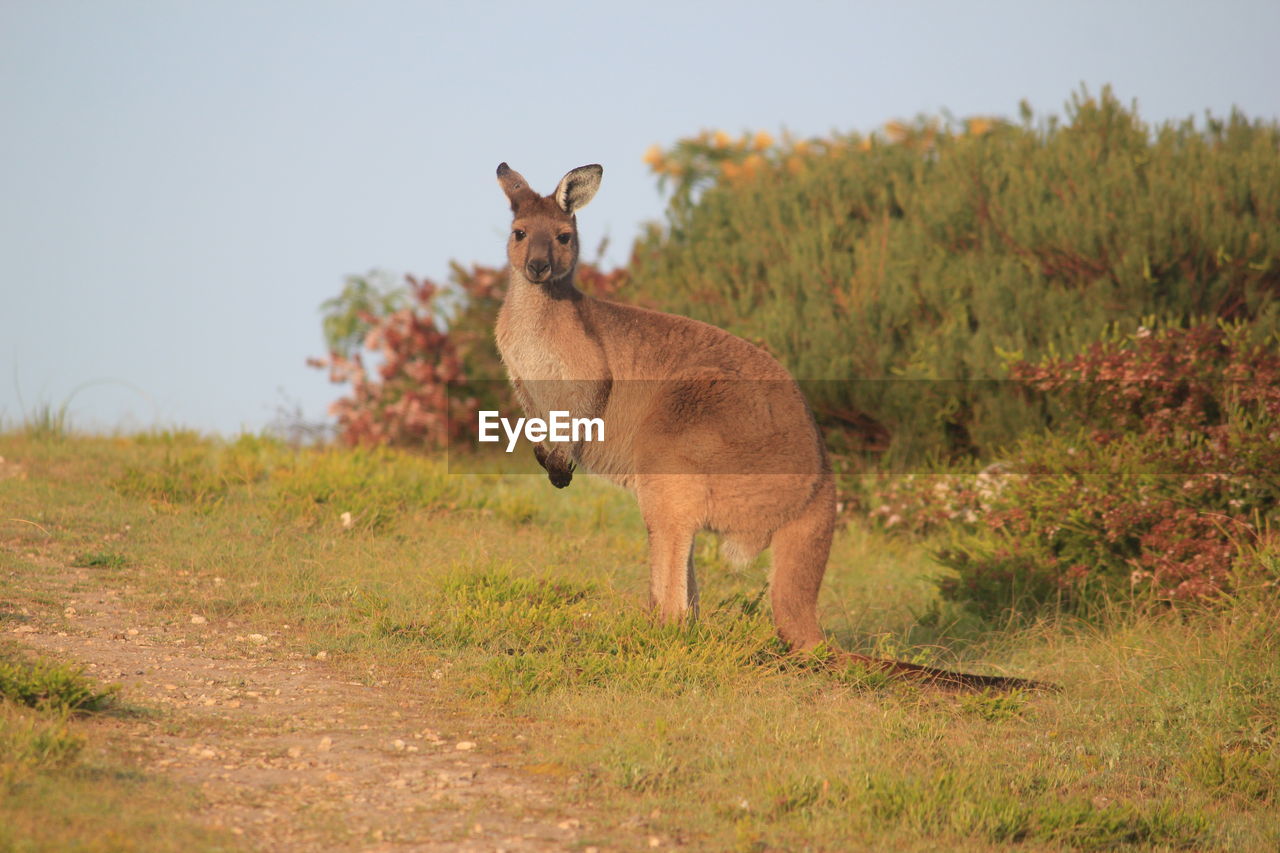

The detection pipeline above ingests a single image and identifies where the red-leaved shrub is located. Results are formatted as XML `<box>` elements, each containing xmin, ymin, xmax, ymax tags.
<box><xmin>310</xmin><ymin>263</ymin><xmax>628</xmax><ymax>450</ymax></box>
<box><xmin>868</xmin><ymin>322</ymin><xmax>1280</xmax><ymax>616</ymax></box>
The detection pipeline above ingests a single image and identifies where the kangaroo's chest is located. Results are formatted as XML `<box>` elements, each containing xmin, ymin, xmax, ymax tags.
<box><xmin>496</xmin><ymin>323</ymin><xmax>568</xmax><ymax>382</ymax></box>
<box><xmin>496</xmin><ymin>303</ymin><xmax>574</xmax><ymax>419</ymax></box>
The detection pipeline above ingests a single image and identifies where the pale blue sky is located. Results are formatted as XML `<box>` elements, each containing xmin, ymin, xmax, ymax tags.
<box><xmin>3</xmin><ymin>1</ymin><xmax>1278</xmax><ymax>435</ymax></box>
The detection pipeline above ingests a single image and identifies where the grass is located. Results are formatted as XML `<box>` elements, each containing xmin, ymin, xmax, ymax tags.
<box><xmin>0</xmin><ymin>642</ymin><xmax>232</xmax><ymax>851</ymax></box>
<box><xmin>0</xmin><ymin>682</ymin><xmax>89</xmax><ymax>789</ymax></box>
<box><xmin>19</xmin><ymin>401</ymin><xmax>73</xmax><ymax>441</ymax></box>
<box><xmin>2</xmin><ymin>431</ymin><xmax>1278</xmax><ymax>850</ymax></box>
<box><xmin>0</xmin><ymin>652</ymin><xmax>118</xmax><ymax>713</ymax></box>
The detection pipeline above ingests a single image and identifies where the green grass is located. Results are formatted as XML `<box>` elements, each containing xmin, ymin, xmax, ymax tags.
<box><xmin>0</xmin><ymin>642</ymin><xmax>232</xmax><ymax>851</ymax></box>
<box><xmin>2</xmin><ymin>431</ymin><xmax>1278</xmax><ymax>850</ymax></box>
<box><xmin>0</xmin><ymin>698</ymin><xmax>86</xmax><ymax>787</ymax></box>
<box><xmin>18</xmin><ymin>401</ymin><xmax>73</xmax><ymax>441</ymax></box>
<box><xmin>72</xmin><ymin>550</ymin><xmax>129</xmax><ymax>569</ymax></box>
<box><xmin>0</xmin><ymin>644</ymin><xmax>112</xmax><ymax>791</ymax></box>
<box><xmin>0</xmin><ymin>651</ymin><xmax>117</xmax><ymax>713</ymax></box>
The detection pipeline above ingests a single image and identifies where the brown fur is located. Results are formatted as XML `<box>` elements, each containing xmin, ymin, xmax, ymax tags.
<box><xmin>493</xmin><ymin>163</ymin><xmax>1047</xmax><ymax>691</ymax></box>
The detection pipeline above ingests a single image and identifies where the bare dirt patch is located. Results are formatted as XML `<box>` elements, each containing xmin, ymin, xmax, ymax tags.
<box><xmin>8</xmin><ymin>559</ymin><xmax>598</xmax><ymax>851</ymax></box>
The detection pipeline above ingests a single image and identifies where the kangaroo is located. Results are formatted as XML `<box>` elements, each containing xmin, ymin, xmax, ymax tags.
<box><xmin>493</xmin><ymin>162</ymin><xmax>1045</xmax><ymax>691</ymax></box>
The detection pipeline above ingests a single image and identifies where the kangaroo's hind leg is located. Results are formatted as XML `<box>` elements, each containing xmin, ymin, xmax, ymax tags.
<box><xmin>767</xmin><ymin>476</ymin><xmax>836</xmax><ymax>651</ymax></box>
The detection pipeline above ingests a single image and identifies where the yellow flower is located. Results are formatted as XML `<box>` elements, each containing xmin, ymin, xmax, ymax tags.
<box><xmin>741</xmin><ymin>153</ymin><xmax>765</xmax><ymax>178</ymax></box>
<box><xmin>792</xmin><ymin>139</ymin><xmax>811</xmax><ymax>156</ymax></box>
<box><xmin>713</xmin><ymin>130</ymin><xmax>732</xmax><ymax>149</ymax></box>
<box><xmin>642</xmin><ymin>144</ymin><xmax>663</xmax><ymax>167</ymax></box>
<box><xmin>752</xmin><ymin>130</ymin><xmax>774</xmax><ymax>151</ymax></box>
<box><xmin>967</xmin><ymin>117</ymin><xmax>994</xmax><ymax>136</ymax></box>
<box><xmin>786</xmin><ymin>155</ymin><xmax>805</xmax><ymax>175</ymax></box>
<box><xmin>858</xmin><ymin>136</ymin><xmax>873</xmax><ymax>151</ymax></box>
<box><xmin>721</xmin><ymin>160</ymin><xmax>742</xmax><ymax>180</ymax></box>
<box><xmin>884</xmin><ymin>120</ymin><xmax>909</xmax><ymax>143</ymax></box>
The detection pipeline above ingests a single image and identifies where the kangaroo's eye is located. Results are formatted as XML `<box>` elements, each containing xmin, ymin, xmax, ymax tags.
<box><xmin>512</xmin><ymin>229</ymin><xmax>526</xmax><ymax>241</ymax></box>
<box><xmin>557</xmin><ymin>233</ymin><xmax>572</xmax><ymax>245</ymax></box>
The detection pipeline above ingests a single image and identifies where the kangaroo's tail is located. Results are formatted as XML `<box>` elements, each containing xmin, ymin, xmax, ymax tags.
<box><xmin>837</xmin><ymin>652</ymin><xmax>1058</xmax><ymax>692</ymax></box>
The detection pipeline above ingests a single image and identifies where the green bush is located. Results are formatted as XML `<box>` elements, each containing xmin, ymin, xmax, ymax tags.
<box><xmin>632</xmin><ymin>87</ymin><xmax>1280</xmax><ymax>463</ymax></box>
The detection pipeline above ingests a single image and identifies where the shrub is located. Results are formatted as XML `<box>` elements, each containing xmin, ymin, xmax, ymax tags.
<box><xmin>313</xmin><ymin>89</ymin><xmax>1279</xmax><ymax>468</ymax></box>
<box><xmin>311</xmin><ymin>263</ymin><xmax>627</xmax><ymax>450</ymax></box>
<box><xmin>308</xmin><ymin>268</ymin><xmax>495</xmax><ymax>449</ymax></box>
<box><xmin>868</xmin><ymin>322</ymin><xmax>1280</xmax><ymax>616</ymax></box>
<box><xmin>633</xmin><ymin>88</ymin><xmax>1280</xmax><ymax>463</ymax></box>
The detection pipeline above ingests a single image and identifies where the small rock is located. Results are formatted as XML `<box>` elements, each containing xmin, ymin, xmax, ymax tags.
<box><xmin>314</xmin><ymin>650</ymin><xmax>328</xmax><ymax>660</ymax></box>
<box><xmin>340</xmin><ymin>511</ymin><xmax>354</xmax><ymax>529</ymax></box>
<box><xmin>127</xmin><ymin>628</ymin><xmax>140</xmax><ymax>636</ymax></box>
<box><xmin>318</xmin><ymin>736</ymin><xmax>334</xmax><ymax>752</ymax></box>
<box><xmin>190</xmin><ymin>615</ymin><xmax>207</xmax><ymax>625</ymax></box>
<box><xmin>648</xmin><ymin>837</ymin><xmax>662</xmax><ymax>848</ymax></box>
<box><xmin>557</xmin><ymin>819</ymin><xmax>581</xmax><ymax>830</ymax></box>
<box><xmin>455</xmin><ymin>741</ymin><xmax>476</xmax><ymax>751</ymax></box>
<box><xmin>287</xmin><ymin>746</ymin><xmax>303</xmax><ymax>759</ymax></box>
<box><xmin>246</xmin><ymin>633</ymin><xmax>268</xmax><ymax>645</ymax></box>
<box><xmin>392</xmin><ymin>739</ymin><xmax>406</xmax><ymax>752</ymax></box>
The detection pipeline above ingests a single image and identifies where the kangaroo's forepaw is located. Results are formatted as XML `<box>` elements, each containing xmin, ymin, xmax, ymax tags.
<box><xmin>548</xmin><ymin>464</ymin><xmax>574</xmax><ymax>488</ymax></box>
<box><xmin>534</xmin><ymin>444</ymin><xmax>574</xmax><ymax>488</ymax></box>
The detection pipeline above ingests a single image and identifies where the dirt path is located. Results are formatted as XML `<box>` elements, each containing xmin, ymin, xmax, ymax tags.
<box><xmin>8</xmin><ymin>559</ymin><xmax>601</xmax><ymax>852</ymax></box>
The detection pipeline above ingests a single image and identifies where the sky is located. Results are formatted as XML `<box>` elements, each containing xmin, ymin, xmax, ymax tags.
<box><xmin>2</xmin><ymin>0</ymin><xmax>1278</xmax><ymax>436</ymax></box>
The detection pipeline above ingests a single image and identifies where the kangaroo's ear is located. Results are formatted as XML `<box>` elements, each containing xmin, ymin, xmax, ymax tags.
<box><xmin>554</xmin><ymin>164</ymin><xmax>603</xmax><ymax>214</ymax></box>
<box><xmin>496</xmin><ymin>162</ymin><xmax>536</xmax><ymax>212</ymax></box>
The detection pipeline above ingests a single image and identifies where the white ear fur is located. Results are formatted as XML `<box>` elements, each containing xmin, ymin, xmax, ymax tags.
<box><xmin>554</xmin><ymin>164</ymin><xmax>603</xmax><ymax>214</ymax></box>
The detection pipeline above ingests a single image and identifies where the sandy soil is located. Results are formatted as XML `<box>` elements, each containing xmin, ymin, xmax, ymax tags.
<box><xmin>7</xmin><ymin>558</ymin><xmax>611</xmax><ymax>852</ymax></box>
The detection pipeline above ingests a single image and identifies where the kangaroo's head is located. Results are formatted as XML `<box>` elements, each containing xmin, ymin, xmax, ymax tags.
<box><xmin>496</xmin><ymin>163</ymin><xmax>602</xmax><ymax>285</ymax></box>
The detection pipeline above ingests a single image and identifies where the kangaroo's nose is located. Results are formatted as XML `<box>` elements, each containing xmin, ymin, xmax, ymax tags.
<box><xmin>526</xmin><ymin>259</ymin><xmax>551</xmax><ymax>279</ymax></box>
